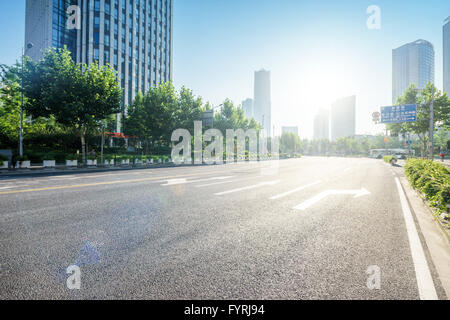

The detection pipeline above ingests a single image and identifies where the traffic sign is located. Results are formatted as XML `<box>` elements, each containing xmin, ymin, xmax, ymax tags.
<box><xmin>202</xmin><ymin>110</ymin><xmax>214</xmax><ymax>128</ymax></box>
<box><xmin>372</xmin><ymin>111</ymin><xmax>381</xmax><ymax>121</ymax></box>
<box><xmin>384</xmin><ymin>137</ymin><xmax>389</xmax><ymax>144</ymax></box>
<box><xmin>406</xmin><ymin>140</ymin><xmax>412</xmax><ymax>146</ymax></box>
<box><xmin>380</xmin><ymin>104</ymin><xmax>417</xmax><ymax>124</ymax></box>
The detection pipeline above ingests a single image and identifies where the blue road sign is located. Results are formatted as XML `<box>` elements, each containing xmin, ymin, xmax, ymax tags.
<box><xmin>380</xmin><ymin>104</ymin><xmax>417</xmax><ymax>124</ymax></box>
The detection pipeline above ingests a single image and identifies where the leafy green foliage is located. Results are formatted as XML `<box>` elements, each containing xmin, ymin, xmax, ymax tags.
<box><xmin>387</xmin><ymin>83</ymin><xmax>450</xmax><ymax>157</ymax></box>
<box><xmin>213</xmin><ymin>99</ymin><xmax>261</xmax><ymax>134</ymax></box>
<box><xmin>21</xmin><ymin>47</ymin><xmax>122</xmax><ymax>164</ymax></box>
<box><xmin>383</xmin><ymin>155</ymin><xmax>397</xmax><ymax>164</ymax></box>
<box><xmin>280</xmin><ymin>132</ymin><xmax>302</xmax><ymax>154</ymax></box>
<box><xmin>405</xmin><ymin>159</ymin><xmax>450</xmax><ymax>212</ymax></box>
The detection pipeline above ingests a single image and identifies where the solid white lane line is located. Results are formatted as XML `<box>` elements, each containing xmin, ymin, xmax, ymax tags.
<box><xmin>162</xmin><ymin>176</ymin><xmax>233</xmax><ymax>186</ymax></box>
<box><xmin>214</xmin><ymin>180</ymin><xmax>281</xmax><ymax>196</ymax></box>
<box><xmin>269</xmin><ymin>180</ymin><xmax>322</xmax><ymax>200</ymax></box>
<box><xmin>293</xmin><ymin>188</ymin><xmax>371</xmax><ymax>211</ymax></box>
<box><xmin>395</xmin><ymin>177</ymin><xmax>438</xmax><ymax>300</ymax></box>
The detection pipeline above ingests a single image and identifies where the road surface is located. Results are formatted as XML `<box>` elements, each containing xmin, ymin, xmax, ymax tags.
<box><xmin>0</xmin><ymin>157</ymin><xmax>446</xmax><ymax>299</ymax></box>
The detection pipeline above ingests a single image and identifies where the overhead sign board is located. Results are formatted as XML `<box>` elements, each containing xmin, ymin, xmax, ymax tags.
<box><xmin>202</xmin><ymin>110</ymin><xmax>214</xmax><ymax>128</ymax></box>
<box><xmin>380</xmin><ymin>104</ymin><xmax>417</xmax><ymax>124</ymax></box>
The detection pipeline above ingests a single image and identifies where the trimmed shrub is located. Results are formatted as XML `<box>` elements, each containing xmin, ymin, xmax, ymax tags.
<box><xmin>383</xmin><ymin>155</ymin><xmax>397</xmax><ymax>165</ymax></box>
<box><xmin>404</xmin><ymin>159</ymin><xmax>450</xmax><ymax>213</ymax></box>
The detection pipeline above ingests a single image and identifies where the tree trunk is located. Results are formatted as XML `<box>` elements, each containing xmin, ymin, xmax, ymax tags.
<box><xmin>81</xmin><ymin>134</ymin><xmax>86</xmax><ymax>166</ymax></box>
<box><xmin>419</xmin><ymin>134</ymin><xmax>426</xmax><ymax>158</ymax></box>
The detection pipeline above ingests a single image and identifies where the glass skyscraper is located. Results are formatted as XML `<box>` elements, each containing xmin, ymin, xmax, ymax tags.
<box><xmin>253</xmin><ymin>69</ymin><xmax>272</xmax><ymax>137</ymax></box>
<box><xmin>392</xmin><ymin>39</ymin><xmax>434</xmax><ymax>104</ymax></box>
<box><xmin>330</xmin><ymin>96</ymin><xmax>355</xmax><ymax>142</ymax></box>
<box><xmin>25</xmin><ymin>0</ymin><xmax>173</xmax><ymax>132</ymax></box>
<box><xmin>444</xmin><ymin>17</ymin><xmax>450</xmax><ymax>95</ymax></box>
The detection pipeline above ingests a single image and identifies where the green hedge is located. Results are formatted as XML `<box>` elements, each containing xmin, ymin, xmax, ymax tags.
<box><xmin>383</xmin><ymin>155</ymin><xmax>397</xmax><ymax>164</ymax></box>
<box><xmin>0</xmin><ymin>154</ymin><xmax>7</xmax><ymax>165</ymax></box>
<box><xmin>404</xmin><ymin>159</ymin><xmax>450</xmax><ymax>213</ymax></box>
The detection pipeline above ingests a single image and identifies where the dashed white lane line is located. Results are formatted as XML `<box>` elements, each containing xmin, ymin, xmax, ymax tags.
<box><xmin>269</xmin><ymin>180</ymin><xmax>322</xmax><ymax>200</ymax></box>
<box><xmin>293</xmin><ymin>188</ymin><xmax>371</xmax><ymax>211</ymax></box>
<box><xmin>195</xmin><ymin>177</ymin><xmax>258</xmax><ymax>188</ymax></box>
<box><xmin>394</xmin><ymin>177</ymin><xmax>438</xmax><ymax>300</ymax></box>
<box><xmin>162</xmin><ymin>176</ymin><xmax>233</xmax><ymax>186</ymax></box>
<box><xmin>214</xmin><ymin>180</ymin><xmax>281</xmax><ymax>196</ymax></box>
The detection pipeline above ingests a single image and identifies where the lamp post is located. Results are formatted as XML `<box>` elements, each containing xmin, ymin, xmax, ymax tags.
<box><xmin>19</xmin><ymin>42</ymin><xmax>33</xmax><ymax>157</ymax></box>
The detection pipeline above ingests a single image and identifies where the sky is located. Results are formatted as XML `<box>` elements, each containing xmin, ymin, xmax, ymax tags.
<box><xmin>1</xmin><ymin>0</ymin><xmax>449</xmax><ymax>138</ymax></box>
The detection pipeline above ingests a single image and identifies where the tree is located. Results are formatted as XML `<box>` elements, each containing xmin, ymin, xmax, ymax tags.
<box><xmin>213</xmin><ymin>99</ymin><xmax>260</xmax><ymax>134</ymax></box>
<box><xmin>280</xmin><ymin>132</ymin><xmax>301</xmax><ymax>155</ymax></box>
<box><xmin>434</xmin><ymin>127</ymin><xmax>449</xmax><ymax>152</ymax></box>
<box><xmin>125</xmin><ymin>82</ymin><xmax>178</xmax><ymax>152</ymax></box>
<box><xmin>387</xmin><ymin>83</ymin><xmax>450</xmax><ymax>157</ymax></box>
<box><xmin>22</xmin><ymin>47</ymin><xmax>122</xmax><ymax>164</ymax></box>
<box><xmin>0</xmin><ymin>63</ymin><xmax>47</xmax><ymax>149</ymax></box>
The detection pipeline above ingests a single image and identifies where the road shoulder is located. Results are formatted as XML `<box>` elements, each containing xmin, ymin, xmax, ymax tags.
<box><xmin>391</xmin><ymin>163</ymin><xmax>450</xmax><ymax>299</ymax></box>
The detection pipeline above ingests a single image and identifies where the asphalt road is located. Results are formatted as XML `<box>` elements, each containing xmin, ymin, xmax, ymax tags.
<box><xmin>0</xmin><ymin>157</ymin><xmax>446</xmax><ymax>299</ymax></box>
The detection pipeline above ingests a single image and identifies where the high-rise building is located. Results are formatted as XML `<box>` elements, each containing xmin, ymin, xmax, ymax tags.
<box><xmin>282</xmin><ymin>126</ymin><xmax>299</xmax><ymax>136</ymax></box>
<box><xmin>25</xmin><ymin>0</ymin><xmax>173</xmax><ymax>132</ymax></box>
<box><xmin>242</xmin><ymin>98</ymin><xmax>254</xmax><ymax>119</ymax></box>
<box><xmin>330</xmin><ymin>96</ymin><xmax>355</xmax><ymax>141</ymax></box>
<box><xmin>253</xmin><ymin>69</ymin><xmax>272</xmax><ymax>137</ymax></box>
<box><xmin>313</xmin><ymin>109</ymin><xmax>329</xmax><ymax>140</ymax></box>
<box><xmin>444</xmin><ymin>17</ymin><xmax>450</xmax><ymax>95</ymax></box>
<box><xmin>392</xmin><ymin>39</ymin><xmax>434</xmax><ymax>104</ymax></box>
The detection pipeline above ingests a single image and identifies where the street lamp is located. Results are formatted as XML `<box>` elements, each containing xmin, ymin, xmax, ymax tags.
<box><xmin>19</xmin><ymin>42</ymin><xmax>33</xmax><ymax>157</ymax></box>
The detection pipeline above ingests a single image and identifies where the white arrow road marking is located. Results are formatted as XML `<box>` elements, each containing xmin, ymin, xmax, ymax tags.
<box><xmin>162</xmin><ymin>176</ymin><xmax>233</xmax><ymax>186</ymax></box>
<box><xmin>395</xmin><ymin>177</ymin><xmax>437</xmax><ymax>300</ymax></box>
<box><xmin>293</xmin><ymin>188</ymin><xmax>371</xmax><ymax>211</ymax></box>
<box><xmin>214</xmin><ymin>180</ymin><xmax>281</xmax><ymax>196</ymax></box>
<box><xmin>270</xmin><ymin>180</ymin><xmax>322</xmax><ymax>200</ymax></box>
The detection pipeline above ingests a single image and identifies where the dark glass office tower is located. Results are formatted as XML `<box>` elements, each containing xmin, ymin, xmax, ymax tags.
<box><xmin>25</xmin><ymin>0</ymin><xmax>174</xmax><ymax>132</ymax></box>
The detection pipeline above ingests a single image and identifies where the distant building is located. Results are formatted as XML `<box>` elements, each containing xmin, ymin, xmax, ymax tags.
<box><xmin>392</xmin><ymin>39</ymin><xmax>435</xmax><ymax>104</ymax></box>
<box><xmin>282</xmin><ymin>126</ymin><xmax>299</xmax><ymax>136</ymax></box>
<box><xmin>242</xmin><ymin>98</ymin><xmax>254</xmax><ymax>119</ymax></box>
<box><xmin>313</xmin><ymin>109</ymin><xmax>329</xmax><ymax>140</ymax></box>
<box><xmin>253</xmin><ymin>69</ymin><xmax>272</xmax><ymax>137</ymax></box>
<box><xmin>444</xmin><ymin>17</ymin><xmax>450</xmax><ymax>95</ymax></box>
<box><xmin>330</xmin><ymin>96</ymin><xmax>356</xmax><ymax>141</ymax></box>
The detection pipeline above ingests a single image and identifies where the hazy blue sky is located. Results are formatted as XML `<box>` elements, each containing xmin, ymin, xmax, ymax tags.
<box><xmin>1</xmin><ymin>1</ymin><xmax>449</xmax><ymax>138</ymax></box>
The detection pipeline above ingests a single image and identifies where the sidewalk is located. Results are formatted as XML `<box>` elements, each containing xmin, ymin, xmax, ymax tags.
<box><xmin>389</xmin><ymin>161</ymin><xmax>450</xmax><ymax>299</ymax></box>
